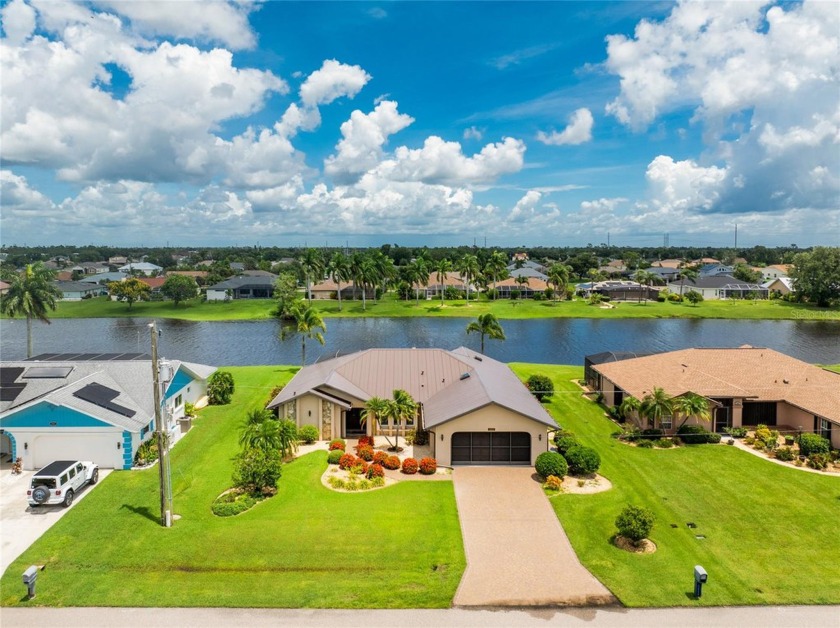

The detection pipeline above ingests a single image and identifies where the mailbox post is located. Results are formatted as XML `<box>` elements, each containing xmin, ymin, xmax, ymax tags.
<box><xmin>694</xmin><ymin>565</ymin><xmax>708</xmax><ymax>598</ymax></box>
<box><xmin>22</xmin><ymin>566</ymin><xmax>38</xmax><ymax>599</ymax></box>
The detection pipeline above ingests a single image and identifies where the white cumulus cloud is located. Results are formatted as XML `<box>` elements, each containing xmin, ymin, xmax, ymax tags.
<box><xmin>299</xmin><ymin>59</ymin><xmax>371</xmax><ymax>107</ymax></box>
<box><xmin>536</xmin><ymin>108</ymin><xmax>594</xmax><ymax>146</ymax></box>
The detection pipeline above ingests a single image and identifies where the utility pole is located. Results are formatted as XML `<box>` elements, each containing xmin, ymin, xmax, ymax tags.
<box><xmin>149</xmin><ymin>322</ymin><xmax>172</xmax><ymax>527</ymax></box>
<box><xmin>734</xmin><ymin>224</ymin><xmax>738</xmax><ymax>249</ymax></box>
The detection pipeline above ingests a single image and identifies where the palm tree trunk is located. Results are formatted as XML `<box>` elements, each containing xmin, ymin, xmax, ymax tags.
<box><xmin>26</xmin><ymin>315</ymin><xmax>33</xmax><ymax>358</ymax></box>
<box><xmin>337</xmin><ymin>280</ymin><xmax>342</xmax><ymax>312</ymax></box>
<box><xmin>480</xmin><ymin>334</ymin><xmax>485</xmax><ymax>353</ymax></box>
<box><xmin>306</xmin><ymin>277</ymin><xmax>312</xmax><ymax>304</ymax></box>
<box><xmin>301</xmin><ymin>336</ymin><xmax>306</xmax><ymax>366</ymax></box>
<box><xmin>362</xmin><ymin>284</ymin><xmax>367</xmax><ymax>311</ymax></box>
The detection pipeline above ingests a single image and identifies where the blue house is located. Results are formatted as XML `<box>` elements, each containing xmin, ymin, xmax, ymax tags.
<box><xmin>0</xmin><ymin>354</ymin><xmax>216</xmax><ymax>470</ymax></box>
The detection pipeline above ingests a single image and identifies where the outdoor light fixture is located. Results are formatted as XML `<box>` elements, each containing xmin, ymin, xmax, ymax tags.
<box><xmin>539</xmin><ymin>434</ymin><xmax>542</xmax><ymax>441</ymax></box>
<box><xmin>24</xmin><ymin>442</ymin><xmax>28</xmax><ymax>450</ymax></box>
<box><xmin>308</xmin><ymin>410</ymin><xmax>312</xmax><ymax>416</ymax></box>
<box><xmin>440</xmin><ymin>433</ymin><xmax>444</xmax><ymax>441</ymax></box>
<box><xmin>117</xmin><ymin>442</ymin><xmax>121</xmax><ymax>450</ymax></box>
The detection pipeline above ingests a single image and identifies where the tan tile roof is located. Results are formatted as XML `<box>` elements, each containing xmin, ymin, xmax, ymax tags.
<box><xmin>311</xmin><ymin>278</ymin><xmax>363</xmax><ymax>291</ymax></box>
<box><xmin>167</xmin><ymin>270</ymin><xmax>208</xmax><ymax>278</ymax></box>
<box><xmin>651</xmin><ymin>259</ymin><xmax>684</xmax><ymax>269</ymax></box>
<box><xmin>594</xmin><ymin>347</ymin><xmax>840</xmax><ymax>422</ymax></box>
<box><xmin>496</xmin><ymin>277</ymin><xmax>549</xmax><ymax>290</ymax></box>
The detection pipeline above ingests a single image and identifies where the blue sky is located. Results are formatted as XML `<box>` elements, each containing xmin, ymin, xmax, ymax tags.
<box><xmin>1</xmin><ymin>1</ymin><xmax>838</xmax><ymax>249</ymax></box>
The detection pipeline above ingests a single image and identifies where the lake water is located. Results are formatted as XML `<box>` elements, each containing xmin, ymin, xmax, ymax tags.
<box><xmin>2</xmin><ymin>317</ymin><xmax>839</xmax><ymax>365</ymax></box>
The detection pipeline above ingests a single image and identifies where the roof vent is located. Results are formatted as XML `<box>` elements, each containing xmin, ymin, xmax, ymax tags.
<box><xmin>474</xmin><ymin>356</ymin><xmax>483</xmax><ymax>361</ymax></box>
<box><xmin>460</xmin><ymin>373</ymin><xmax>471</xmax><ymax>381</ymax></box>
<box><xmin>783</xmin><ymin>379</ymin><xmax>789</xmax><ymax>384</ymax></box>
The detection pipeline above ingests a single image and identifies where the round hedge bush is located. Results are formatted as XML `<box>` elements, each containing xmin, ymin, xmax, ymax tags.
<box><xmin>338</xmin><ymin>453</ymin><xmax>356</xmax><ymax>470</ymax></box>
<box><xmin>615</xmin><ymin>504</ymin><xmax>655</xmax><ymax>544</ymax></box>
<box><xmin>373</xmin><ymin>451</ymin><xmax>389</xmax><ymax>465</ymax></box>
<box><xmin>383</xmin><ymin>455</ymin><xmax>401</xmax><ymax>470</ymax></box>
<box><xmin>535</xmin><ymin>451</ymin><xmax>568</xmax><ymax>479</ymax></box>
<box><xmin>297</xmin><ymin>424</ymin><xmax>319</xmax><ymax>444</ymax></box>
<box><xmin>327</xmin><ymin>449</ymin><xmax>344</xmax><ymax>465</ymax></box>
<box><xmin>357</xmin><ymin>446</ymin><xmax>374</xmax><ymax>462</ymax></box>
<box><xmin>565</xmin><ymin>445</ymin><xmax>601</xmax><ymax>475</ymax></box>
<box><xmin>555</xmin><ymin>435</ymin><xmax>579</xmax><ymax>456</ymax></box>
<box><xmin>366</xmin><ymin>463</ymin><xmax>385</xmax><ymax>479</ymax></box>
<box><xmin>401</xmin><ymin>457</ymin><xmax>419</xmax><ymax>474</ymax></box>
<box><xmin>419</xmin><ymin>457</ymin><xmax>437</xmax><ymax>475</ymax></box>
<box><xmin>526</xmin><ymin>374</ymin><xmax>554</xmax><ymax>401</ymax></box>
<box><xmin>328</xmin><ymin>439</ymin><xmax>346</xmax><ymax>451</ymax></box>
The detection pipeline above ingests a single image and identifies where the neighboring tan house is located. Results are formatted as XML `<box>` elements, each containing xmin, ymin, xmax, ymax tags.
<box><xmin>206</xmin><ymin>275</ymin><xmax>275</xmax><ymax>300</ymax></box>
<box><xmin>589</xmin><ymin>346</ymin><xmax>840</xmax><ymax>447</ymax></box>
<box><xmin>108</xmin><ymin>256</ymin><xmax>128</xmax><ymax>266</ymax></box>
<box><xmin>310</xmin><ymin>278</ymin><xmax>372</xmax><ymax>300</ymax></box>
<box><xmin>763</xmin><ymin>277</ymin><xmax>794</xmax><ymax>296</ymax></box>
<box><xmin>666</xmin><ymin>275</ymin><xmax>768</xmax><ymax>300</ymax></box>
<box><xmin>53</xmin><ymin>281</ymin><xmax>101</xmax><ymax>301</ymax></box>
<box><xmin>495</xmin><ymin>276</ymin><xmax>549</xmax><ymax>299</ymax></box>
<box><xmin>651</xmin><ymin>259</ymin><xmax>684</xmax><ymax>269</ymax></box>
<box><xmin>577</xmin><ymin>280</ymin><xmax>661</xmax><ymax>301</ymax></box>
<box><xmin>138</xmin><ymin>277</ymin><xmax>167</xmax><ymax>293</ymax></box>
<box><xmin>420</xmin><ymin>271</ymin><xmax>473</xmax><ymax>298</ymax></box>
<box><xmin>167</xmin><ymin>270</ymin><xmax>209</xmax><ymax>285</ymax></box>
<box><xmin>267</xmin><ymin>347</ymin><xmax>557</xmax><ymax>466</ymax></box>
<box><xmin>0</xmin><ymin>354</ymin><xmax>216</xmax><ymax>470</ymax></box>
<box><xmin>69</xmin><ymin>262</ymin><xmax>111</xmax><ymax>275</ymax></box>
<box><xmin>760</xmin><ymin>265</ymin><xmax>792</xmax><ymax>281</ymax></box>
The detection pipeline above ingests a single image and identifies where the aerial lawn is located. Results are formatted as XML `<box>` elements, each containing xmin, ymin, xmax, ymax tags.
<box><xmin>510</xmin><ymin>363</ymin><xmax>840</xmax><ymax>607</ymax></box>
<box><xmin>0</xmin><ymin>366</ymin><xmax>464</xmax><ymax>608</ymax></box>
<box><xmin>43</xmin><ymin>293</ymin><xmax>840</xmax><ymax>322</ymax></box>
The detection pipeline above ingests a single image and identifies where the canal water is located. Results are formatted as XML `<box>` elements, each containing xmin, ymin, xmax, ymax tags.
<box><xmin>2</xmin><ymin>317</ymin><xmax>839</xmax><ymax>365</ymax></box>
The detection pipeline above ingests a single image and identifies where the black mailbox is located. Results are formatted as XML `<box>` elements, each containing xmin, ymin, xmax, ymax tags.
<box><xmin>694</xmin><ymin>565</ymin><xmax>708</xmax><ymax>598</ymax></box>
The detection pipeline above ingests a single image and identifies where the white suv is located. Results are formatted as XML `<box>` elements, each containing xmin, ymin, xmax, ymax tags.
<box><xmin>28</xmin><ymin>460</ymin><xmax>99</xmax><ymax>507</ymax></box>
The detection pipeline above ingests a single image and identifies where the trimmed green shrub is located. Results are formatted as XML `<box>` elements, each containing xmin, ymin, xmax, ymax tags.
<box><xmin>636</xmin><ymin>439</ymin><xmax>654</xmax><ymax>448</ymax></box>
<box><xmin>565</xmin><ymin>445</ymin><xmax>601</xmax><ymax>475</ymax></box>
<box><xmin>207</xmin><ymin>371</ymin><xmax>235</xmax><ymax>405</ymax></box>
<box><xmin>615</xmin><ymin>505</ymin><xmax>656</xmax><ymax>544</ymax></box>
<box><xmin>232</xmin><ymin>447</ymin><xmax>282</xmax><ymax>492</ymax></box>
<box><xmin>526</xmin><ymin>374</ymin><xmax>554</xmax><ymax>402</ymax></box>
<box><xmin>327</xmin><ymin>449</ymin><xmax>344</xmax><ymax>465</ymax></box>
<box><xmin>535</xmin><ymin>451</ymin><xmax>568</xmax><ymax>479</ymax></box>
<box><xmin>297</xmin><ymin>424</ymin><xmax>319</xmax><ymax>444</ymax></box>
<box><xmin>677</xmin><ymin>425</ymin><xmax>721</xmax><ymax>444</ymax></box>
<box><xmin>807</xmin><ymin>453</ymin><xmax>830</xmax><ymax>470</ymax></box>
<box><xmin>641</xmin><ymin>428</ymin><xmax>663</xmax><ymax>440</ymax></box>
<box><xmin>212</xmin><ymin>491</ymin><xmax>258</xmax><ymax>517</ymax></box>
<box><xmin>775</xmin><ymin>446</ymin><xmax>796</xmax><ymax>462</ymax></box>
<box><xmin>654</xmin><ymin>438</ymin><xmax>674</xmax><ymax>449</ymax></box>
<box><xmin>798</xmin><ymin>433</ymin><xmax>830</xmax><ymax>457</ymax></box>
<box><xmin>328</xmin><ymin>439</ymin><xmax>346</xmax><ymax>451</ymax></box>
<box><xmin>724</xmin><ymin>426</ymin><xmax>748</xmax><ymax>438</ymax></box>
<box><xmin>555</xmin><ymin>435</ymin><xmax>579</xmax><ymax>456</ymax></box>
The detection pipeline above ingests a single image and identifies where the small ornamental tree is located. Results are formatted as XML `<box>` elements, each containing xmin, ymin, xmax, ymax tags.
<box><xmin>232</xmin><ymin>447</ymin><xmax>282</xmax><ymax>493</ymax></box>
<box><xmin>565</xmin><ymin>445</ymin><xmax>601</xmax><ymax>475</ymax></box>
<box><xmin>615</xmin><ymin>505</ymin><xmax>656</xmax><ymax>546</ymax></box>
<box><xmin>526</xmin><ymin>374</ymin><xmax>554</xmax><ymax>402</ymax></box>
<box><xmin>684</xmin><ymin>290</ymin><xmax>704</xmax><ymax>306</ymax></box>
<box><xmin>535</xmin><ymin>451</ymin><xmax>568</xmax><ymax>479</ymax></box>
<box><xmin>207</xmin><ymin>371</ymin><xmax>235</xmax><ymax>405</ymax></box>
<box><xmin>108</xmin><ymin>278</ymin><xmax>150</xmax><ymax>309</ymax></box>
<box><xmin>161</xmin><ymin>274</ymin><xmax>199</xmax><ymax>306</ymax></box>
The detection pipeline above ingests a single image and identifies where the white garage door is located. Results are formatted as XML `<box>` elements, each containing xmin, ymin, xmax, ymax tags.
<box><xmin>33</xmin><ymin>433</ymin><xmax>124</xmax><ymax>469</ymax></box>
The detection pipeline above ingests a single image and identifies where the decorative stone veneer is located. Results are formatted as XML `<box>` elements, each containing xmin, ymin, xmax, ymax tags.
<box><xmin>321</xmin><ymin>402</ymin><xmax>332</xmax><ymax>440</ymax></box>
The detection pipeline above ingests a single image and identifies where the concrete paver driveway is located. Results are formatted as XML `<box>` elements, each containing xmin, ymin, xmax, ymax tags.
<box><xmin>0</xmin><ymin>467</ymin><xmax>110</xmax><ymax>575</ymax></box>
<box><xmin>453</xmin><ymin>466</ymin><xmax>615</xmax><ymax>607</ymax></box>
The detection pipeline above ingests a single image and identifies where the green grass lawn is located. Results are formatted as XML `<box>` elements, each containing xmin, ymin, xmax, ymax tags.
<box><xmin>40</xmin><ymin>293</ymin><xmax>840</xmax><ymax>321</ymax></box>
<box><xmin>0</xmin><ymin>366</ymin><xmax>464</xmax><ymax>608</ymax></box>
<box><xmin>510</xmin><ymin>363</ymin><xmax>840</xmax><ymax>607</ymax></box>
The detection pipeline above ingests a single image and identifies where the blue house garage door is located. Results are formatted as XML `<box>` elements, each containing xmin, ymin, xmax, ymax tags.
<box><xmin>451</xmin><ymin>432</ymin><xmax>530</xmax><ymax>465</ymax></box>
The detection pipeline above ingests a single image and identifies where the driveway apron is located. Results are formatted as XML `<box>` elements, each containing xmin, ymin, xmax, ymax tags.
<box><xmin>452</xmin><ymin>467</ymin><xmax>615</xmax><ymax>607</ymax></box>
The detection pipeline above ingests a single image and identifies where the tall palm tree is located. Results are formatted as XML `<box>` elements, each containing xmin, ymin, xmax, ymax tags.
<box><xmin>352</xmin><ymin>253</ymin><xmax>376</xmax><ymax>311</ymax></box>
<box><xmin>411</xmin><ymin>258</ymin><xmax>430</xmax><ymax>305</ymax></box>
<box><xmin>0</xmin><ymin>262</ymin><xmax>62</xmax><ymax>358</ymax></box>
<box><xmin>547</xmin><ymin>263</ymin><xmax>571</xmax><ymax>303</ymax></box>
<box><xmin>515</xmin><ymin>274</ymin><xmax>530</xmax><ymax>299</ymax></box>
<box><xmin>361</xmin><ymin>396</ymin><xmax>389</xmax><ymax>438</ymax></box>
<box><xmin>435</xmin><ymin>258</ymin><xmax>452</xmax><ymax>305</ymax></box>
<box><xmin>485</xmin><ymin>251</ymin><xmax>508</xmax><ymax>300</ymax></box>
<box><xmin>328</xmin><ymin>252</ymin><xmax>351</xmax><ymax>312</ymax></box>
<box><xmin>369</xmin><ymin>251</ymin><xmax>394</xmax><ymax>303</ymax></box>
<box><xmin>640</xmin><ymin>387</ymin><xmax>674</xmax><ymax>430</ymax></box>
<box><xmin>634</xmin><ymin>269</ymin><xmax>655</xmax><ymax>304</ymax></box>
<box><xmin>299</xmin><ymin>248</ymin><xmax>324</xmax><ymax>304</ymax></box>
<box><xmin>281</xmin><ymin>302</ymin><xmax>326</xmax><ymax>366</ymax></box>
<box><xmin>386</xmin><ymin>389</ymin><xmax>417</xmax><ymax>451</ymax></box>
<box><xmin>678</xmin><ymin>265</ymin><xmax>699</xmax><ymax>299</ymax></box>
<box><xmin>239</xmin><ymin>415</ymin><xmax>281</xmax><ymax>451</ymax></box>
<box><xmin>458</xmin><ymin>254</ymin><xmax>480</xmax><ymax>303</ymax></box>
<box><xmin>672</xmin><ymin>393</ymin><xmax>711</xmax><ymax>429</ymax></box>
<box><xmin>466</xmin><ymin>313</ymin><xmax>506</xmax><ymax>353</ymax></box>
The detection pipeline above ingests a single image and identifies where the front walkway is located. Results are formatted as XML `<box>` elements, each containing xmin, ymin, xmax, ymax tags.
<box><xmin>452</xmin><ymin>467</ymin><xmax>615</xmax><ymax>607</ymax></box>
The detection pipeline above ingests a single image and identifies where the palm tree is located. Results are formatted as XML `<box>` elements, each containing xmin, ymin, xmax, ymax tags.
<box><xmin>299</xmin><ymin>248</ymin><xmax>324</xmax><ymax>304</ymax></box>
<box><xmin>408</xmin><ymin>258</ymin><xmax>430</xmax><ymax>304</ymax></box>
<box><xmin>618</xmin><ymin>396</ymin><xmax>642</xmax><ymax>423</ymax></box>
<box><xmin>672</xmin><ymin>393</ymin><xmax>711</xmax><ymax>429</ymax></box>
<box><xmin>361</xmin><ymin>396</ymin><xmax>389</xmax><ymax>438</ymax></box>
<box><xmin>369</xmin><ymin>251</ymin><xmax>394</xmax><ymax>303</ymax></box>
<box><xmin>547</xmin><ymin>263</ymin><xmax>571</xmax><ymax>303</ymax></box>
<box><xmin>634</xmin><ymin>269</ymin><xmax>655</xmax><ymax>304</ymax></box>
<box><xmin>281</xmin><ymin>301</ymin><xmax>326</xmax><ymax>366</ymax></box>
<box><xmin>434</xmin><ymin>258</ymin><xmax>452</xmax><ymax>305</ymax></box>
<box><xmin>239</xmin><ymin>410</ymin><xmax>281</xmax><ymax>450</ymax></box>
<box><xmin>678</xmin><ymin>265</ymin><xmax>699</xmax><ymax>299</ymax></box>
<box><xmin>484</xmin><ymin>251</ymin><xmax>508</xmax><ymax>300</ymax></box>
<box><xmin>0</xmin><ymin>262</ymin><xmax>62</xmax><ymax>358</ymax></box>
<box><xmin>640</xmin><ymin>387</ymin><xmax>674</xmax><ymax>430</ymax></box>
<box><xmin>385</xmin><ymin>389</ymin><xmax>417</xmax><ymax>451</ymax></box>
<box><xmin>352</xmin><ymin>253</ymin><xmax>377</xmax><ymax>311</ymax></box>
<box><xmin>515</xmin><ymin>274</ymin><xmax>530</xmax><ymax>299</ymax></box>
<box><xmin>457</xmin><ymin>254</ymin><xmax>480</xmax><ymax>304</ymax></box>
<box><xmin>328</xmin><ymin>252</ymin><xmax>351</xmax><ymax>312</ymax></box>
<box><xmin>466</xmin><ymin>313</ymin><xmax>506</xmax><ymax>353</ymax></box>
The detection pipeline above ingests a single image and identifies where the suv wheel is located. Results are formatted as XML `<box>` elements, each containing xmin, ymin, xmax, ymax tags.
<box><xmin>31</xmin><ymin>486</ymin><xmax>50</xmax><ymax>505</ymax></box>
<box><xmin>90</xmin><ymin>469</ymin><xmax>99</xmax><ymax>485</ymax></box>
<box><xmin>63</xmin><ymin>489</ymin><xmax>74</xmax><ymax>508</ymax></box>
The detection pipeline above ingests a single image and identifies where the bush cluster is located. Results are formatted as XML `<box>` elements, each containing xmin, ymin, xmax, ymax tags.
<box><xmin>807</xmin><ymin>453</ymin><xmax>831</xmax><ymax>470</ymax></box>
<box><xmin>724</xmin><ymin>426</ymin><xmax>748</xmax><ymax>438</ymax></box>
<box><xmin>535</xmin><ymin>451</ymin><xmax>568</xmax><ymax>479</ymax></box>
<box><xmin>207</xmin><ymin>371</ymin><xmax>235</xmax><ymax>405</ymax></box>
<box><xmin>383</xmin><ymin>455</ymin><xmax>401</xmax><ymax>470</ymax></box>
<box><xmin>565</xmin><ymin>446</ymin><xmax>601</xmax><ymax>475</ymax></box>
<box><xmin>615</xmin><ymin>505</ymin><xmax>655</xmax><ymax>544</ymax></box>
<box><xmin>328</xmin><ymin>439</ymin><xmax>346</xmax><ymax>451</ymax></box>
<box><xmin>356</xmin><ymin>435</ymin><xmax>375</xmax><ymax>450</ymax></box>
<box><xmin>654</xmin><ymin>438</ymin><xmax>674</xmax><ymax>448</ymax></box>
<box><xmin>357</xmin><ymin>446</ymin><xmax>374</xmax><ymax>462</ymax></box>
<box><xmin>554</xmin><ymin>432</ymin><xmax>579</xmax><ymax>456</ymax></box>
<box><xmin>419</xmin><ymin>457</ymin><xmax>437</xmax><ymax>475</ymax></box>
<box><xmin>401</xmin><ymin>458</ymin><xmax>419</xmax><ymax>474</ymax></box>
<box><xmin>677</xmin><ymin>425</ymin><xmax>722</xmax><ymax>444</ymax></box>
<box><xmin>798</xmin><ymin>433</ymin><xmax>830</xmax><ymax>457</ymax></box>
<box><xmin>212</xmin><ymin>491</ymin><xmax>258</xmax><ymax>517</ymax></box>
<box><xmin>297</xmin><ymin>424</ymin><xmax>319</xmax><ymax>444</ymax></box>
<box><xmin>636</xmin><ymin>439</ymin><xmax>654</xmax><ymax>449</ymax></box>
<box><xmin>327</xmin><ymin>449</ymin><xmax>344</xmax><ymax>465</ymax></box>
<box><xmin>232</xmin><ymin>447</ymin><xmax>282</xmax><ymax>493</ymax></box>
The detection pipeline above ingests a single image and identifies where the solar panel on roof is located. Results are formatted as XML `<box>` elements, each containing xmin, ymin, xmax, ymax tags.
<box><xmin>23</xmin><ymin>366</ymin><xmax>73</xmax><ymax>379</ymax></box>
<box><xmin>75</xmin><ymin>353</ymin><xmax>102</xmax><ymax>360</ymax></box>
<box><xmin>28</xmin><ymin>353</ymin><xmax>58</xmax><ymax>361</ymax></box>
<box><xmin>0</xmin><ymin>367</ymin><xmax>24</xmax><ymax>384</ymax></box>
<box><xmin>0</xmin><ymin>383</ymin><xmax>26</xmax><ymax>402</ymax></box>
<box><xmin>97</xmin><ymin>353</ymin><xmax>123</xmax><ymax>360</ymax></box>
<box><xmin>73</xmin><ymin>383</ymin><xmax>136</xmax><ymax>417</ymax></box>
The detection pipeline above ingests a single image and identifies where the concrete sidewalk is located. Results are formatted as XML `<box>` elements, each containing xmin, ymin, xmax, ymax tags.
<box><xmin>452</xmin><ymin>466</ymin><xmax>615</xmax><ymax>607</ymax></box>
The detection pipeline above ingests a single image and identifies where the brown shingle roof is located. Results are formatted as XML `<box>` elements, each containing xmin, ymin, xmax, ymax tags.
<box><xmin>593</xmin><ymin>347</ymin><xmax>840</xmax><ymax>422</ymax></box>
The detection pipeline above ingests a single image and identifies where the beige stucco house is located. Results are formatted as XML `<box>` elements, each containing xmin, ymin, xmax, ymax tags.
<box><xmin>267</xmin><ymin>347</ymin><xmax>557</xmax><ymax>466</ymax></box>
<box><xmin>588</xmin><ymin>346</ymin><xmax>839</xmax><ymax>447</ymax></box>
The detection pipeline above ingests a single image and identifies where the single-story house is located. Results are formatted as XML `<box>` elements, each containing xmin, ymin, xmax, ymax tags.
<box><xmin>763</xmin><ymin>277</ymin><xmax>794</xmax><ymax>296</ymax></box>
<box><xmin>118</xmin><ymin>262</ymin><xmax>163</xmax><ymax>276</ymax></box>
<box><xmin>666</xmin><ymin>275</ymin><xmax>768</xmax><ymax>300</ymax></box>
<box><xmin>507</xmin><ymin>266</ymin><xmax>549</xmax><ymax>281</ymax></box>
<box><xmin>0</xmin><ymin>354</ymin><xmax>216</xmax><ymax>470</ymax></box>
<box><xmin>577</xmin><ymin>280</ymin><xmax>661</xmax><ymax>301</ymax></box>
<box><xmin>310</xmin><ymin>278</ymin><xmax>372</xmax><ymax>300</ymax></box>
<box><xmin>589</xmin><ymin>346</ymin><xmax>840</xmax><ymax>447</ymax></box>
<box><xmin>69</xmin><ymin>262</ymin><xmax>111</xmax><ymax>275</ymax></box>
<box><xmin>267</xmin><ymin>347</ymin><xmax>557</xmax><ymax>466</ymax></box>
<box><xmin>79</xmin><ymin>271</ymin><xmax>128</xmax><ymax>287</ymax></box>
<box><xmin>206</xmin><ymin>275</ymin><xmax>276</xmax><ymax>300</ymax></box>
<box><xmin>760</xmin><ymin>265</ymin><xmax>792</xmax><ymax>281</ymax></box>
<box><xmin>419</xmin><ymin>271</ymin><xmax>473</xmax><ymax>298</ymax></box>
<box><xmin>698</xmin><ymin>263</ymin><xmax>734</xmax><ymax>277</ymax></box>
<box><xmin>647</xmin><ymin>267</ymin><xmax>680</xmax><ymax>282</ymax></box>
<box><xmin>108</xmin><ymin>256</ymin><xmax>128</xmax><ymax>266</ymax></box>
<box><xmin>138</xmin><ymin>277</ymin><xmax>167</xmax><ymax>293</ymax></box>
<box><xmin>507</xmin><ymin>259</ymin><xmax>547</xmax><ymax>274</ymax></box>
<box><xmin>167</xmin><ymin>270</ymin><xmax>209</xmax><ymax>285</ymax></box>
<box><xmin>53</xmin><ymin>281</ymin><xmax>101</xmax><ymax>301</ymax></box>
<box><xmin>495</xmin><ymin>276</ymin><xmax>549</xmax><ymax>299</ymax></box>
<box><xmin>650</xmin><ymin>259</ymin><xmax>684</xmax><ymax>269</ymax></box>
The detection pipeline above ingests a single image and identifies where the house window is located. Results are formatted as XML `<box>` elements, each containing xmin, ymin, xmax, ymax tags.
<box><xmin>660</xmin><ymin>415</ymin><xmax>673</xmax><ymax>430</ymax></box>
<box><xmin>175</xmin><ymin>394</ymin><xmax>183</xmax><ymax>407</ymax></box>
<box><xmin>819</xmin><ymin>418</ymin><xmax>831</xmax><ymax>441</ymax></box>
